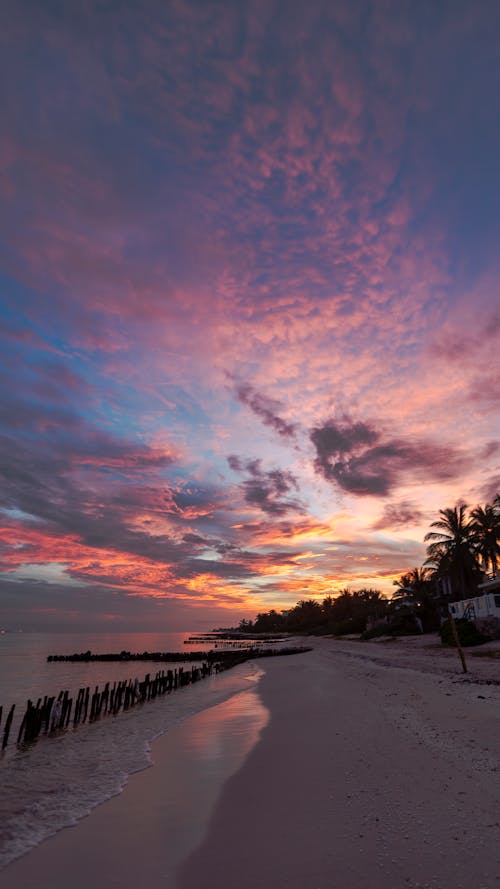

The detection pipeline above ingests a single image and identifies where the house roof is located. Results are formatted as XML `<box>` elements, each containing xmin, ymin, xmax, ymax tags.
<box><xmin>477</xmin><ymin>576</ymin><xmax>500</xmax><ymax>592</ymax></box>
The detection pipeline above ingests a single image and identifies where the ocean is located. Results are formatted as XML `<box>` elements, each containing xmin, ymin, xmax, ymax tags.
<box><xmin>0</xmin><ymin>631</ymin><xmax>264</xmax><ymax>870</ymax></box>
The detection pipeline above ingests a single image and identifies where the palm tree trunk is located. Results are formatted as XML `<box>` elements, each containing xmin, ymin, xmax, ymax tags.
<box><xmin>459</xmin><ymin>563</ymin><xmax>466</xmax><ymax>600</ymax></box>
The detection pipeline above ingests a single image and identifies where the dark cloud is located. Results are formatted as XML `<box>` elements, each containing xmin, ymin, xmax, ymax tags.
<box><xmin>1</xmin><ymin>409</ymin><xmax>308</xmax><ymax>602</ymax></box>
<box><xmin>0</xmin><ymin>395</ymin><xmax>176</xmax><ymax>470</ymax></box>
<box><xmin>182</xmin><ymin>533</ymin><xmax>207</xmax><ymax>545</ymax></box>
<box><xmin>227</xmin><ymin>455</ymin><xmax>304</xmax><ymax>516</ymax></box>
<box><xmin>372</xmin><ymin>501</ymin><xmax>425</xmax><ymax>530</ymax></box>
<box><xmin>166</xmin><ymin>484</ymin><xmax>226</xmax><ymax>519</ymax></box>
<box><xmin>0</xmin><ymin>576</ymin><xmax>239</xmax><ymax>633</ymax></box>
<box><xmin>311</xmin><ymin>418</ymin><xmax>467</xmax><ymax>496</ymax></box>
<box><xmin>31</xmin><ymin>360</ymin><xmax>90</xmax><ymax>403</ymax></box>
<box><xmin>477</xmin><ymin>476</ymin><xmax>500</xmax><ymax>505</ymax></box>
<box><xmin>0</xmin><ymin>397</ymin><xmax>82</xmax><ymax>431</ymax></box>
<box><xmin>311</xmin><ymin>419</ymin><xmax>378</xmax><ymax>457</ymax></box>
<box><xmin>0</xmin><ymin>424</ymin><xmax>175</xmax><ymax>530</ymax></box>
<box><xmin>0</xmin><ymin>423</ymin><xmax>232</xmax><ymax>582</ymax></box>
<box><xmin>235</xmin><ymin>383</ymin><xmax>297</xmax><ymax>439</ymax></box>
<box><xmin>178</xmin><ymin>557</ymin><xmax>255</xmax><ymax>580</ymax></box>
<box><xmin>227</xmin><ymin>454</ymin><xmax>244</xmax><ymax>472</ymax></box>
<box><xmin>481</xmin><ymin>441</ymin><xmax>500</xmax><ymax>460</ymax></box>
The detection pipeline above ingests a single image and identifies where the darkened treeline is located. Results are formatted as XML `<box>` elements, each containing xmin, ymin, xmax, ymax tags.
<box><xmin>239</xmin><ymin>589</ymin><xmax>387</xmax><ymax>637</ymax></box>
<box><xmin>240</xmin><ymin>496</ymin><xmax>499</xmax><ymax>639</ymax></box>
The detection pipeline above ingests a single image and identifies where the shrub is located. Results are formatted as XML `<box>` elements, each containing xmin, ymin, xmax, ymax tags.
<box><xmin>387</xmin><ymin>611</ymin><xmax>423</xmax><ymax>636</ymax></box>
<box><xmin>440</xmin><ymin>618</ymin><xmax>486</xmax><ymax>647</ymax></box>
<box><xmin>361</xmin><ymin>623</ymin><xmax>391</xmax><ymax>640</ymax></box>
<box><xmin>329</xmin><ymin>616</ymin><xmax>367</xmax><ymax>636</ymax></box>
<box><xmin>474</xmin><ymin>617</ymin><xmax>500</xmax><ymax>640</ymax></box>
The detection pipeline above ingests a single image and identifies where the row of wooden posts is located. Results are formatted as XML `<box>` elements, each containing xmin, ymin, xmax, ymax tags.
<box><xmin>47</xmin><ymin>648</ymin><xmax>255</xmax><ymax>663</ymax></box>
<box><xmin>0</xmin><ymin>656</ymin><xmax>236</xmax><ymax>751</ymax></box>
<box><xmin>1</xmin><ymin>645</ymin><xmax>311</xmax><ymax>753</ymax></box>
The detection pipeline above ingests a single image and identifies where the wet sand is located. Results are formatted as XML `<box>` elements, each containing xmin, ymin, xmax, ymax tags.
<box><xmin>3</xmin><ymin>636</ymin><xmax>500</xmax><ymax>888</ymax></box>
<box><xmin>1</xmin><ymin>684</ymin><xmax>269</xmax><ymax>889</ymax></box>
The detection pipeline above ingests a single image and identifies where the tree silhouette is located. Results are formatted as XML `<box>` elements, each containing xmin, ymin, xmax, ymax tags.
<box><xmin>392</xmin><ymin>567</ymin><xmax>438</xmax><ymax>630</ymax></box>
<box><xmin>424</xmin><ymin>505</ymin><xmax>479</xmax><ymax>599</ymax></box>
<box><xmin>470</xmin><ymin>501</ymin><xmax>500</xmax><ymax>578</ymax></box>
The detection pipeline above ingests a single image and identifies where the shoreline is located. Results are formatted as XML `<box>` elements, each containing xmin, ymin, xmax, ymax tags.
<box><xmin>1</xmin><ymin>673</ymin><xmax>269</xmax><ymax>889</ymax></box>
<box><xmin>0</xmin><ymin>659</ymin><xmax>265</xmax><ymax>872</ymax></box>
<box><xmin>179</xmin><ymin>637</ymin><xmax>500</xmax><ymax>888</ymax></box>
<box><xmin>3</xmin><ymin>637</ymin><xmax>500</xmax><ymax>888</ymax></box>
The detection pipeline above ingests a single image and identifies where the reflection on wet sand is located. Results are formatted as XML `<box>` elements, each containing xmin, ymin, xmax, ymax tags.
<box><xmin>164</xmin><ymin>684</ymin><xmax>270</xmax><ymax>880</ymax></box>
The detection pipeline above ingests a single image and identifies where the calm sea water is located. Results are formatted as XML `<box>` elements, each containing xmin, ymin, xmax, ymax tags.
<box><xmin>0</xmin><ymin>631</ymin><xmax>264</xmax><ymax>869</ymax></box>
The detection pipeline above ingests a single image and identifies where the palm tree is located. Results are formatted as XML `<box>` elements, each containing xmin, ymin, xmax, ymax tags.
<box><xmin>470</xmin><ymin>500</ymin><xmax>500</xmax><ymax>578</ymax></box>
<box><xmin>406</xmin><ymin>567</ymin><xmax>430</xmax><ymax>588</ymax></box>
<box><xmin>424</xmin><ymin>505</ymin><xmax>479</xmax><ymax>600</ymax></box>
<box><xmin>393</xmin><ymin>567</ymin><xmax>426</xmax><ymax>597</ymax></box>
<box><xmin>392</xmin><ymin>567</ymin><xmax>438</xmax><ymax>630</ymax></box>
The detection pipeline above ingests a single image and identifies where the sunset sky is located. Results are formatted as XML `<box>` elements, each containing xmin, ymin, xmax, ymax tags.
<box><xmin>1</xmin><ymin>0</ymin><xmax>499</xmax><ymax>631</ymax></box>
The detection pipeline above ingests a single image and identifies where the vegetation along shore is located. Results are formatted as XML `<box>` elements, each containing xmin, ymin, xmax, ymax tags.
<box><xmin>239</xmin><ymin>496</ymin><xmax>500</xmax><ymax>644</ymax></box>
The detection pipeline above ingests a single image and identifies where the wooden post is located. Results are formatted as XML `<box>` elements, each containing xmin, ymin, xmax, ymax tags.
<box><xmin>17</xmin><ymin>701</ymin><xmax>32</xmax><ymax>744</ymax></box>
<box><xmin>82</xmin><ymin>687</ymin><xmax>89</xmax><ymax>722</ymax></box>
<box><xmin>2</xmin><ymin>704</ymin><xmax>15</xmax><ymax>750</ymax></box>
<box><xmin>449</xmin><ymin>610</ymin><xmax>467</xmax><ymax>673</ymax></box>
<box><xmin>65</xmin><ymin>698</ymin><xmax>72</xmax><ymax>728</ymax></box>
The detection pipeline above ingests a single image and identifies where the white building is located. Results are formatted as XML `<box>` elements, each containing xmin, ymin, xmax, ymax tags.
<box><xmin>449</xmin><ymin>577</ymin><xmax>500</xmax><ymax>620</ymax></box>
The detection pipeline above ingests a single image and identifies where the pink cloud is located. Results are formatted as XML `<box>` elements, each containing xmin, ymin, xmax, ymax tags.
<box><xmin>2</xmin><ymin>0</ymin><xmax>499</xmax><ymax>628</ymax></box>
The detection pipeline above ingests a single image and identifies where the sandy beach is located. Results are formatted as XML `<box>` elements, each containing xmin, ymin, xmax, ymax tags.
<box><xmin>3</xmin><ymin>636</ymin><xmax>500</xmax><ymax>889</ymax></box>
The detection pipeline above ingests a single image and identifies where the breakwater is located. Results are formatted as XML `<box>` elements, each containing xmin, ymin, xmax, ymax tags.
<box><xmin>47</xmin><ymin>646</ymin><xmax>303</xmax><ymax>663</ymax></box>
<box><xmin>48</xmin><ymin>649</ymin><xmax>241</xmax><ymax>663</ymax></box>
<box><xmin>186</xmin><ymin>633</ymin><xmax>286</xmax><ymax>640</ymax></box>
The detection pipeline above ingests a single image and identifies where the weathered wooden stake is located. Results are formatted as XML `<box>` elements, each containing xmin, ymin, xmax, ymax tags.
<box><xmin>2</xmin><ymin>704</ymin><xmax>15</xmax><ymax>750</ymax></box>
<box><xmin>449</xmin><ymin>611</ymin><xmax>467</xmax><ymax>673</ymax></box>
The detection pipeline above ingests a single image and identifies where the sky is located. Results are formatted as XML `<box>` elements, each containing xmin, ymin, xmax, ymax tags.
<box><xmin>0</xmin><ymin>0</ymin><xmax>499</xmax><ymax>632</ymax></box>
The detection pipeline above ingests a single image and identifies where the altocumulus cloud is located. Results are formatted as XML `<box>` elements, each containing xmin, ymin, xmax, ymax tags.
<box><xmin>372</xmin><ymin>500</ymin><xmax>426</xmax><ymax>530</ymax></box>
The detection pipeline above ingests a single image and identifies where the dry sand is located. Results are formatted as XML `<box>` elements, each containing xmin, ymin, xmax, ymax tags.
<box><xmin>3</xmin><ymin>635</ymin><xmax>500</xmax><ymax>889</ymax></box>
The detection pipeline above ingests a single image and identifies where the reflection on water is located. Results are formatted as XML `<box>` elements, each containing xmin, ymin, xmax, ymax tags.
<box><xmin>172</xmin><ymin>691</ymin><xmax>269</xmax><ymax>780</ymax></box>
<box><xmin>156</xmin><ymin>682</ymin><xmax>269</xmax><ymax>884</ymax></box>
<box><xmin>0</xmin><ymin>631</ymin><xmax>216</xmax><ymax>709</ymax></box>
